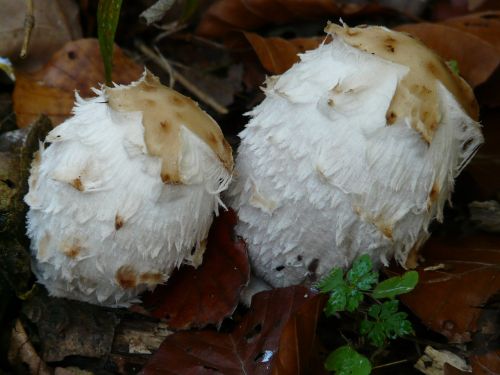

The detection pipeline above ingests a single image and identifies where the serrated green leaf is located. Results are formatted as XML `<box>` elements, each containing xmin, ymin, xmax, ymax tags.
<box><xmin>362</xmin><ymin>300</ymin><xmax>413</xmax><ymax>347</ymax></box>
<box><xmin>360</xmin><ymin>318</ymin><xmax>386</xmax><ymax>348</ymax></box>
<box><xmin>345</xmin><ymin>289</ymin><xmax>364</xmax><ymax>312</ymax></box>
<box><xmin>97</xmin><ymin>0</ymin><xmax>123</xmax><ymax>86</ymax></box>
<box><xmin>324</xmin><ymin>285</ymin><xmax>348</xmax><ymax>316</ymax></box>
<box><xmin>325</xmin><ymin>345</ymin><xmax>372</xmax><ymax>375</ymax></box>
<box><xmin>317</xmin><ymin>268</ymin><xmax>345</xmax><ymax>293</ymax></box>
<box><xmin>347</xmin><ymin>254</ymin><xmax>378</xmax><ymax>291</ymax></box>
<box><xmin>372</xmin><ymin>271</ymin><xmax>419</xmax><ymax>299</ymax></box>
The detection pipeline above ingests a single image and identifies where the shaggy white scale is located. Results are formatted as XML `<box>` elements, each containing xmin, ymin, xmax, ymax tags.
<box><xmin>25</xmin><ymin>72</ymin><xmax>233</xmax><ymax>306</ymax></box>
<box><xmin>228</xmin><ymin>23</ymin><xmax>483</xmax><ymax>288</ymax></box>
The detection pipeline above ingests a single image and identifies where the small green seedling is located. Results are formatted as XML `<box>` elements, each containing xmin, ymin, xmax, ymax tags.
<box><xmin>317</xmin><ymin>254</ymin><xmax>419</xmax><ymax>374</ymax></box>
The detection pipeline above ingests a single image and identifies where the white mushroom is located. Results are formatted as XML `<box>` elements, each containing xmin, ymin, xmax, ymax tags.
<box><xmin>25</xmin><ymin>71</ymin><xmax>233</xmax><ymax>306</ymax></box>
<box><xmin>228</xmin><ymin>23</ymin><xmax>483</xmax><ymax>288</ymax></box>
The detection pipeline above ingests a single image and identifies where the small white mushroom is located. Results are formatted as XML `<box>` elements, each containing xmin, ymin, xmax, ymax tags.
<box><xmin>25</xmin><ymin>71</ymin><xmax>233</xmax><ymax>306</ymax></box>
<box><xmin>228</xmin><ymin>23</ymin><xmax>483</xmax><ymax>288</ymax></box>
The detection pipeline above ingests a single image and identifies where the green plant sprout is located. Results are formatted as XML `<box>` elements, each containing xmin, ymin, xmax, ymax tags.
<box><xmin>317</xmin><ymin>254</ymin><xmax>419</xmax><ymax>375</ymax></box>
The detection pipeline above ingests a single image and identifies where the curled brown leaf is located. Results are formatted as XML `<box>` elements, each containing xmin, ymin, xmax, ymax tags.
<box><xmin>13</xmin><ymin>38</ymin><xmax>143</xmax><ymax>128</ymax></box>
<box><xmin>141</xmin><ymin>209</ymin><xmax>250</xmax><ymax>330</ymax></box>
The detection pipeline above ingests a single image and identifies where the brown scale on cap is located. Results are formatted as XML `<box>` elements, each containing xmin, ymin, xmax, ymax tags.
<box><xmin>70</xmin><ymin>177</ymin><xmax>84</xmax><ymax>191</ymax></box>
<box><xmin>116</xmin><ymin>265</ymin><xmax>137</xmax><ymax>289</ymax></box>
<box><xmin>139</xmin><ymin>272</ymin><xmax>164</xmax><ymax>286</ymax></box>
<box><xmin>107</xmin><ymin>71</ymin><xmax>233</xmax><ymax>184</ymax></box>
<box><xmin>115</xmin><ymin>214</ymin><xmax>124</xmax><ymax>230</ymax></box>
<box><xmin>326</xmin><ymin>23</ymin><xmax>479</xmax><ymax>144</ymax></box>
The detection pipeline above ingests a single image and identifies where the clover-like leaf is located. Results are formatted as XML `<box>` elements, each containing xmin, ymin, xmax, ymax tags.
<box><xmin>317</xmin><ymin>268</ymin><xmax>345</xmax><ymax>293</ymax></box>
<box><xmin>325</xmin><ymin>345</ymin><xmax>372</xmax><ymax>375</ymax></box>
<box><xmin>346</xmin><ymin>254</ymin><xmax>379</xmax><ymax>291</ymax></box>
<box><xmin>324</xmin><ymin>285</ymin><xmax>348</xmax><ymax>316</ymax></box>
<box><xmin>361</xmin><ymin>300</ymin><xmax>413</xmax><ymax>348</ymax></box>
<box><xmin>372</xmin><ymin>271</ymin><xmax>419</xmax><ymax>299</ymax></box>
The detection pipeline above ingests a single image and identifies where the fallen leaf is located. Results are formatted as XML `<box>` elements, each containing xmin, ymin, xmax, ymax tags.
<box><xmin>141</xmin><ymin>209</ymin><xmax>250</xmax><ymax>330</ymax></box>
<box><xmin>441</xmin><ymin>11</ymin><xmax>500</xmax><ymax>51</ymax></box>
<box><xmin>271</xmin><ymin>291</ymin><xmax>327</xmax><ymax>375</ymax></box>
<box><xmin>245</xmin><ymin>32</ymin><xmax>322</xmax><ymax>74</ymax></box>
<box><xmin>464</xmin><ymin>109</ymin><xmax>500</xmax><ymax>198</ymax></box>
<box><xmin>0</xmin><ymin>0</ymin><xmax>82</xmax><ymax>71</ymax></box>
<box><xmin>471</xmin><ymin>351</ymin><xmax>500</xmax><ymax>375</ymax></box>
<box><xmin>387</xmin><ymin>234</ymin><xmax>500</xmax><ymax>344</ymax></box>
<box><xmin>141</xmin><ymin>287</ymin><xmax>325</xmax><ymax>375</ymax></box>
<box><xmin>430</xmin><ymin>0</ymin><xmax>500</xmax><ymax>21</ymax></box>
<box><xmin>196</xmin><ymin>0</ymin><xmax>382</xmax><ymax>39</ymax></box>
<box><xmin>395</xmin><ymin>22</ymin><xmax>500</xmax><ymax>88</ymax></box>
<box><xmin>13</xmin><ymin>38</ymin><xmax>143</xmax><ymax>128</ymax></box>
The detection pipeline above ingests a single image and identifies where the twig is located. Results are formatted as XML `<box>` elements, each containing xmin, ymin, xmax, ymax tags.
<box><xmin>20</xmin><ymin>0</ymin><xmax>35</xmax><ymax>59</ymax></box>
<box><xmin>8</xmin><ymin>319</ymin><xmax>52</xmax><ymax>375</ymax></box>
<box><xmin>135</xmin><ymin>40</ymin><xmax>229</xmax><ymax>115</ymax></box>
<box><xmin>372</xmin><ymin>359</ymin><xmax>410</xmax><ymax>369</ymax></box>
<box><xmin>153</xmin><ymin>46</ymin><xmax>175</xmax><ymax>88</ymax></box>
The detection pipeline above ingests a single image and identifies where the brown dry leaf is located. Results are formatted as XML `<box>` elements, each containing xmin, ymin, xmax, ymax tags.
<box><xmin>271</xmin><ymin>292</ymin><xmax>327</xmax><ymax>375</ymax></box>
<box><xmin>141</xmin><ymin>287</ymin><xmax>325</xmax><ymax>375</ymax></box>
<box><xmin>245</xmin><ymin>32</ymin><xmax>322</xmax><ymax>74</ymax></box>
<box><xmin>471</xmin><ymin>351</ymin><xmax>500</xmax><ymax>374</ymax></box>
<box><xmin>464</xmin><ymin>109</ymin><xmax>500</xmax><ymax>198</ymax></box>
<box><xmin>13</xmin><ymin>39</ymin><xmax>143</xmax><ymax>128</ymax></box>
<box><xmin>395</xmin><ymin>22</ymin><xmax>500</xmax><ymax>88</ymax></box>
<box><xmin>387</xmin><ymin>234</ymin><xmax>500</xmax><ymax>344</ymax></box>
<box><xmin>196</xmin><ymin>0</ymin><xmax>379</xmax><ymax>39</ymax></box>
<box><xmin>441</xmin><ymin>11</ymin><xmax>500</xmax><ymax>51</ymax></box>
<box><xmin>141</xmin><ymin>209</ymin><xmax>250</xmax><ymax>330</ymax></box>
<box><xmin>0</xmin><ymin>0</ymin><xmax>82</xmax><ymax>71</ymax></box>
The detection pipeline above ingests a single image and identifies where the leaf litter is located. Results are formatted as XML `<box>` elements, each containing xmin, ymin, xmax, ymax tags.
<box><xmin>1</xmin><ymin>0</ymin><xmax>500</xmax><ymax>374</ymax></box>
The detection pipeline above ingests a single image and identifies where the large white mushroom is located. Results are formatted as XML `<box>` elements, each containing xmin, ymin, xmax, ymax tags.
<box><xmin>25</xmin><ymin>71</ymin><xmax>233</xmax><ymax>306</ymax></box>
<box><xmin>229</xmin><ymin>23</ymin><xmax>483</xmax><ymax>288</ymax></box>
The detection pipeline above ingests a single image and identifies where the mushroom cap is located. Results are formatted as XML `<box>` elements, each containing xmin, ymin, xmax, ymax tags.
<box><xmin>107</xmin><ymin>71</ymin><xmax>233</xmax><ymax>183</ymax></box>
<box><xmin>228</xmin><ymin>23</ymin><xmax>483</xmax><ymax>287</ymax></box>
<box><xmin>325</xmin><ymin>23</ymin><xmax>478</xmax><ymax>144</ymax></box>
<box><xmin>25</xmin><ymin>72</ymin><xmax>233</xmax><ymax>306</ymax></box>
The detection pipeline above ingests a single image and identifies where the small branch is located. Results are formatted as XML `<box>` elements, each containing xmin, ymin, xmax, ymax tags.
<box><xmin>372</xmin><ymin>359</ymin><xmax>410</xmax><ymax>369</ymax></box>
<box><xmin>135</xmin><ymin>40</ymin><xmax>229</xmax><ymax>115</ymax></box>
<box><xmin>20</xmin><ymin>0</ymin><xmax>35</xmax><ymax>59</ymax></box>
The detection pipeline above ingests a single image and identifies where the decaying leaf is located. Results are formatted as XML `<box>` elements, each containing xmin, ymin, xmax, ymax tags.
<box><xmin>141</xmin><ymin>287</ymin><xmax>324</xmax><ymax>375</ymax></box>
<box><xmin>0</xmin><ymin>0</ymin><xmax>82</xmax><ymax>71</ymax></box>
<box><xmin>395</xmin><ymin>22</ymin><xmax>499</xmax><ymax>88</ymax></box>
<box><xmin>244</xmin><ymin>32</ymin><xmax>322</xmax><ymax>74</ymax></box>
<box><xmin>441</xmin><ymin>11</ymin><xmax>500</xmax><ymax>51</ymax></box>
<box><xmin>196</xmin><ymin>0</ymin><xmax>380</xmax><ymax>39</ymax></box>
<box><xmin>414</xmin><ymin>346</ymin><xmax>471</xmax><ymax>374</ymax></box>
<box><xmin>388</xmin><ymin>234</ymin><xmax>500</xmax><ymax>344</ymax></box>
<box><xmin>13</xmin><ymin>38</ymin><xmax>143</xmax><ymax>127</ymax></box>
<box><xmin>141</xmin><ymin>209</ymin><xmax>250</xmax><ymax>330</ymax></box>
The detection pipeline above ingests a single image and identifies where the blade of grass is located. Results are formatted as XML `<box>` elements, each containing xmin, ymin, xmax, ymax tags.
<box><xmin>97</xmin><ymin>0</ymin><xmax>123</xmax><ymax>85</ymax></box>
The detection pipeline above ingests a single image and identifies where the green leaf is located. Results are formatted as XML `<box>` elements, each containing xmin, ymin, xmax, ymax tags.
<box><xmin>446</xmin><ymin>59</ymin><xmax>460</xmax><ymax>75</ymax></box>
<box><xmin>324</xmin><ymin>284</ymin><xmax>348</xmax><ymax>316</ymax></box>
<box><xmin>181</xmin><ymin>0</ymin><xmax>199</xmax><ymax>22</ymax></box>
<box><xmin>345</xmin><ymin>288</ymin><xmax>364</xmax><ymax>312</ymax></box>
<box><xmin>317</xmin><ymin>268</ymin><xmax>345</xmax><ymax>293</ymax></box>
<box><xmin>97</xmin><ymin>0</ymin><xmax>123</xmax><ymax>86</ymax></box>
<box><xmin>346</xmin><ymin>255</ymin><xmax>378</xmax><ymax>291</ymax></box>
<box><xmin>325</xmin><ymin>345</ymin><xmax>372</xmax><ymax>375</ymax></box>
<box><xmin>372</xmin><ymin>271</ymin><xmax>419</xmax><ymax>299</ymax></box>
<box><xmin>361</xmin><ymin>300</ymin><xmax>413</xmax><ymax>347</ymax></box>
